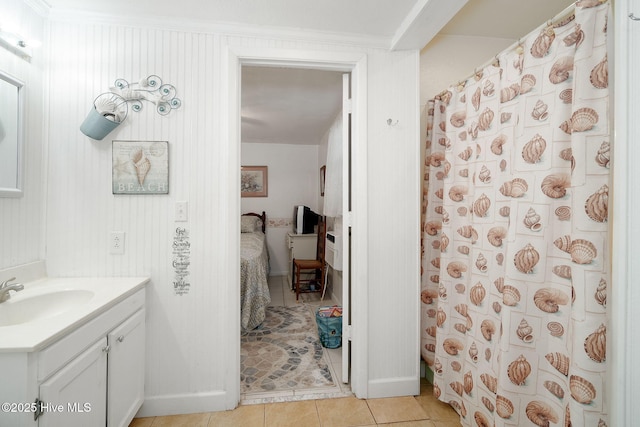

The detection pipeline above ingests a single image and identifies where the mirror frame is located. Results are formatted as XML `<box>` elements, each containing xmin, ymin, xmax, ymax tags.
<box><xmin>0</xmin><ymin>70</ymin><xmax>25</xmax><ymax>198</ymax></box>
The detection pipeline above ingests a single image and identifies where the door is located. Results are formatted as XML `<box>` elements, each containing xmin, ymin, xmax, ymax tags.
<box><xmin>341</xmin><ymin>73</ymin><xmax>351</xmax><ymax>384</ymax></box>
<box><xmin>107</xmin><ymin>309</ymin><xmax>145</xmax><ymax>427</ymax></box>
<box><xmin>39</xmin><ymin>338</ymin><xmax>107</xmax><ymax>427</ymax></box>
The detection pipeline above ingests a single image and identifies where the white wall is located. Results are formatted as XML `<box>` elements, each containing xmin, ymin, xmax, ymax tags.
<box><xmin>241</xmin><ymin>142</ymin><xmax>319</xmax><ymax>275</ymax></box>
<box><xmin>40</xmin><ymin>12</ymin><xmax>421</xmax><ymax>413</ymax></box>
<box><xmin>420</xmin><ymin>34</ymin><xmax>513</xmax><ymax>103</ymax></box>
<box><xmin>362</xmin><ymin>50</ymin><xmax>421</xmax><ymax>397</ymax></box>
<box><xmin>0</xmin><ymin>0</ymin><xmax>46</xmax><ymax>269</ymax></box>
<box><xmin>611</xmin><ymin>2</ymin><xmax>637</xmax><ymax>424</ymax></box>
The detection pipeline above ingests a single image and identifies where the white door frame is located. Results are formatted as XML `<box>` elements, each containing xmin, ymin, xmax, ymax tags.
<box><xmin>610</xmin><ymin>2</ymin><xmax>634</xmax><ymax>425</ymax></box>
<box><xmin>222</xmin><ymin>45</ymin><xmax>369</xmax><ymax>405</ymax></box>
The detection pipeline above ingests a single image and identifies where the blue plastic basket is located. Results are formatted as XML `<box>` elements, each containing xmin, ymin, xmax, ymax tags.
<box><xmin>316</xmin><ymin>306</ymin><xmax>342</xmax><ymax>349</ymax></box>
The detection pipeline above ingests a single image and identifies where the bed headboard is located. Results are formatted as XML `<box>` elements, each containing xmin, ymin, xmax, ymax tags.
<box><xmin>242</xmin><ymin>211</ymin><xmax>266</xmax><ymax>233</ymax></box>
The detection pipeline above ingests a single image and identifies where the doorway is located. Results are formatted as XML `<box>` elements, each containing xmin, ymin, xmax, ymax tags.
<box><xmin>239</xmin><ymin>65</ymin><xmax>347</xmax><ymax>401</ymax></box>
<box><xmin>224</xmin><ymin>46</ymin><xmax>368</xmax><ymax>404</ymax></box>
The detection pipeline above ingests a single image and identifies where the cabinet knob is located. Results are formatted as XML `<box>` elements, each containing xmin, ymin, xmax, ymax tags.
<box><xmin>117</xmin><ymin>335</ymin><xmax>125</xmax><ymax>342</ymax></box>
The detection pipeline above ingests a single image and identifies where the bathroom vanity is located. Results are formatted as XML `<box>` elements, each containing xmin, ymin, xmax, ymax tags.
<box><xmin>0</xmin><ymin>276</ymin><xmax>149</xmax><ymax>427</ymax></box>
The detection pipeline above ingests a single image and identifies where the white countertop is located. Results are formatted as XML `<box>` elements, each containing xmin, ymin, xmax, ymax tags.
<box><xmin>0</xmin><ymin>277</ymin><xmax>149</xmax><ymax>352</ymax></box>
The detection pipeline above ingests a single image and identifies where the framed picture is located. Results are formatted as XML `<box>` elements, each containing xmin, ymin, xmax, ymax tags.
<box><xmin>320</xmin><ymin>165</ymin><xmax>326</xmax><ymax>196</ymax></box>
<box><xmin>112</xmin><ymin>140</ymin><xmax>169</xmax><ymax>194</ymax></box>
<box><xmin>241</xmin><ymin>166</ymin><xmax>268</xmax><ymax>197</ymax></box>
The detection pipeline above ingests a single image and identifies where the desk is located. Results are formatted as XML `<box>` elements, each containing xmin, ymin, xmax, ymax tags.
<box><xmin>286</xmin><ymin>232</ymin><xmax>317</xmax><ymax>289</ymax></box>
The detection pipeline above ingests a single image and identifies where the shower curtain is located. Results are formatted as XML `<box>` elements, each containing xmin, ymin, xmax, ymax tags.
<box><xmin>420</xmin><ymin>2</ymin><xmax>610</xmax><ymax>426</ymax></box>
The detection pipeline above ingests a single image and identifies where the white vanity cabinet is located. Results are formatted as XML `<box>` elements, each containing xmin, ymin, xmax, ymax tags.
<box><xmin>38</xmin><ymin>308</ymin><xmax>145</xmax><ymax>427</ymax></box>
<box><xmin>0</xmin><ymin>285</ymin><xmax>146</xmax><ymax>427</ymax></box>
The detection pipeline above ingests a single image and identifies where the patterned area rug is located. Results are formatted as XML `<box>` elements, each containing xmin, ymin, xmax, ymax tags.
<box><xmin>241</xmin><ymin>305</ymin><xmax>335</xmax><ymax>393</ymax></box>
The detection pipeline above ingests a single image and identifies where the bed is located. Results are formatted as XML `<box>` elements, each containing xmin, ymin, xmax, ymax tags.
<box><xmin>240</xmin><ymin>211</ymin><xmax>271</xmax><ymax>330</ymax></box>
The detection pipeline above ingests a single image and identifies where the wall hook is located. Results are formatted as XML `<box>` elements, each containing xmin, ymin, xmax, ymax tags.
<box><xmin>629</xmin><ymin>13</ymin><xmax>640</xmax><ymax>21</ymax></box>
<box><xmin>387</xmin><ymin>118</ymin><xmax>399</xmax><ymax>126</ymax></box>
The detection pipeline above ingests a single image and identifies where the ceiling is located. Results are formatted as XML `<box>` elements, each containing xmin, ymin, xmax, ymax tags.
<box><xmin>45</xmin><ymin>0</ymin><xmax>575</xmax><ymax>145</ymax></box>
<box><xmin>45</xmin><ymin>0</ymin><xmax>419</xmax><ymax>40</ymax></box>
<box><xmin>241</xmin><ymin>67</ymin><xmax>344</xmax><ymax>145</ymax></box>
<box><xmin>438</xmin><ymin>0</ymin><xmax>574</xmax><ymax>40</ymax></box>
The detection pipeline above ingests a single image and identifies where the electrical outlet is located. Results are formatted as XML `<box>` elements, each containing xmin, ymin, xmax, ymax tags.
<box><xmin>110</xmin><ymin>231</ymin><xmax>125</xmax><ymax>254</ymax></box>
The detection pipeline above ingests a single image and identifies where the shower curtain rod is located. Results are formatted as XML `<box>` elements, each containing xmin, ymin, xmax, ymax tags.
<box><xmin>437</xmin><ymin>1</ymin><xmax>582</xmax><ymax>97</ymax></box>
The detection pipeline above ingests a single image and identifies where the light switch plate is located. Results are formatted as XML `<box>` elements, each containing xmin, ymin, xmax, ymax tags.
<box><xmin>175</xmin><ymin>201</ymin><xmax>188</xmax><ymax>222</ymax></box>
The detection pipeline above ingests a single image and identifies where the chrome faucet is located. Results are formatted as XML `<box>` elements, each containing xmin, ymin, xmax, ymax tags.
<box><xmin>0</xmin><ymin>277</ymin><xmax>24</xmax><ymax>303</ymax></box>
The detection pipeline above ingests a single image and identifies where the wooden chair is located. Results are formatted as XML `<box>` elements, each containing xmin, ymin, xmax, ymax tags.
<box><xmin>292</xmin><ymin>216</ymin><xmax>326</xmax><ymax>301</ymax></box>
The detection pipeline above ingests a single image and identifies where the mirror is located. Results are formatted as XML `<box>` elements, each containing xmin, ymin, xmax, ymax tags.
<box><xmin>0</xmin><ymin>70</ymin><xmax>24</xmax><ymax>197</ymax></box>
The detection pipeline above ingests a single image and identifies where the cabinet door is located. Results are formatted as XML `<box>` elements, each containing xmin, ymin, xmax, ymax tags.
<box><xmin>107</xmin><ymin>309</ymin><xmax>145</xmax><ymax>427</ymax></box>
<box><xmin>39</xmin><ymin>338</ymin><xmax>107</xmax><ymax>427</ymax></box>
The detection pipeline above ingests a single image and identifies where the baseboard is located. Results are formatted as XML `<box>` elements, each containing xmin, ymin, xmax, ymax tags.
<box><xmin>136</xmin><ymin>390</ymin><xmax>234</xmax><ymax>417</ymax></box>
<box><xmin>367</xmin><ymin>376</ymin><xmax>420</xmax><ymax>398</ymax></box>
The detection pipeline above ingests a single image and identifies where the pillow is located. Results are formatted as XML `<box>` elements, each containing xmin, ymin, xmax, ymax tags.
<box><xmin>241</xmin><ymin>216</ymin><xmax>263</xmax><ymax>233</ymax></box>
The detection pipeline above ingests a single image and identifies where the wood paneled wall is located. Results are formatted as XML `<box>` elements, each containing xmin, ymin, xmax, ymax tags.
<box><xmin>42</xmin><ymin>14</ymin><xmax>420</xmax><ymax>413</ymax></box>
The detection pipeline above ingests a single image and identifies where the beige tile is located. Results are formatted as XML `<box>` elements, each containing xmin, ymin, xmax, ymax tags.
<box><xmin>432</xmin><ymin>419</ymin><xmax>463</xmax><ymax>427</ymax></box>
<box><xmin>366</xmin><ymin>396</ymin><xmax>427</xmax><ymax>424</ymax></box>
<box><xmin>208</xmin><ymin>404</ymin><xmax>265</xmax><ymax>427</ymax></box>
<box><xmin>129</xmin><ymin>417</ymin><xmax>154</xmax><ymax>427</ymax></box>
<box><xmin>380</xmin><ymin>421</ymin><xmax>436</xmax><ymax>427</ymax></box>
<box><xmin>315</xmin><ymin>396</ymin><xmax>376</xmax><ymax>427</ymax></box>
<box><xmin>414</xmin><ymin>395</ymin><xmax>461</xmax><ymax>424</ymax></box>
<box><xmin>264</xmin><ymin>400</ymin><xmax>320</xmax><ymax>427</ymax></box>
<box><xmin>150</xmin><ymin>412</ymin><xmax>211</xmax><ymax>426</ymax></box>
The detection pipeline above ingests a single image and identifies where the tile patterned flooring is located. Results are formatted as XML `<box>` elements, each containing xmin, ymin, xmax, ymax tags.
<box><xmin>242</xmin><ymin>276</ymin><xmax>351</xmax><ymax>404</ymax></box>
<box><xmin>130</xmin><ymin>380</ymin><xmax>462</xmax><ymax>426</ymax></box>
<box><xmin>129</xmin><ymin>276</ymin><xmax>462</xmax><ymax>426</ymax></box>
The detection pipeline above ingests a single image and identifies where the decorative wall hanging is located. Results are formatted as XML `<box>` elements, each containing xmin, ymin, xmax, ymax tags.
<box><xmin>173</xmin><ymin>227</ymin><xmax>191</xmax><ymax>296</ymax></box>
<box><xmin>241</xmin><ymin>166</ymin><xmax>268</xmax><ymax>197</ymax></box>
<box><xmin>112</xmin><ymin>140</ymin><xmax>169</xmax><ymax>194</ymax></box>
<box><xmin>80</xmin><ymin>74</ymin><xmax>182</xmax><ymax>140</ymax></box>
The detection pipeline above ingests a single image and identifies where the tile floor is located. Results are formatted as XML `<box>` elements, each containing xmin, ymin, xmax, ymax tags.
<box><xmin>129</xmin><ymin>276</ymin><xmax>462</xmax><ymax>426</ymax></box>
<box><xmin>129</xmin><ymin>379</ymin><xmax>462</xmax><ymax>426</ymax></box>
<box><xmin>242</xmin><ymin>275</ymin><xmax>351</xmax><ymax>403</ymax></box>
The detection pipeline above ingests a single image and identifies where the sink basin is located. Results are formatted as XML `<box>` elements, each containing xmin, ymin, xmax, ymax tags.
<box><xmin>0</xmin><ymin>289</ymin><xmax>95</xmax><ymax>327</ymax></box>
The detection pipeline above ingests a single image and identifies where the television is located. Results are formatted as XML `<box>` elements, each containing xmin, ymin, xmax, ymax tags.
<box><xmin>293</xmin><ymin>205</ymin><xmax>319</xmax><ymax>234</ymax></box>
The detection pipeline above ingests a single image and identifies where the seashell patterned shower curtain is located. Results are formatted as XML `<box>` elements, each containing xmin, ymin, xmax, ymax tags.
<box><xmin>420</xmin><ymin>1</ymin><xmax>610</xmax><ymax>426</ymax></box>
